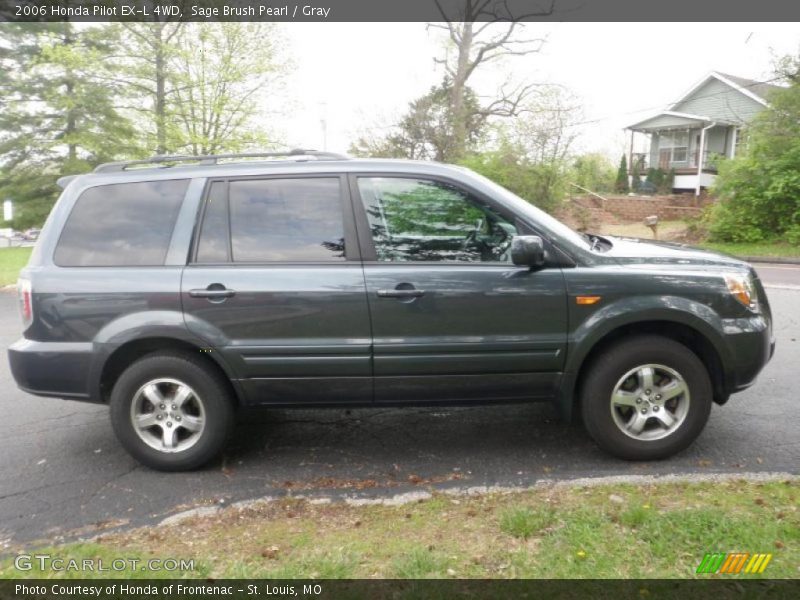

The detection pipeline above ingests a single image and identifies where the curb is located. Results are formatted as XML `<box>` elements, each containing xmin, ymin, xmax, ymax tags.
<box><xmin>146</xmin><ymin>471</ymin><xmax>800</xmax><ymax>532</ymax></box>
<box><xmin>739</xmin><ymin>256</ymin><xmax>800</xmax><ymax>265</ymax></box>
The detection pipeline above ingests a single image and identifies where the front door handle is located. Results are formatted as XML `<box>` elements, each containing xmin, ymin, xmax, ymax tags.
<box><xmin>189</xmin><ymin>284</ymin><xmax>236</xmax><ymax>301</ymax></box>
<box><xmin>376</xmin><ymin>288</ymin><xmax>425</xmax><ymax>299</ymax></box>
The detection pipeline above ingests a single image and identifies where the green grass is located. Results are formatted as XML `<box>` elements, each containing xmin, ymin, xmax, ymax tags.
<box><xmin>499</xmin><ymin>506</ymin><xmax>555</xmax><ymax>540</ymax></box>
<box><xmin>595</xmin><ymin>218</ymin><xmax>800</xmax><ymax>259</ymax></box>
<box><xmin>392</xmin><ymin>547</ymin><xmax>451</xmax><ymax>578</ymax></box>
<box><xmin>0</xmin><ymin>246</ymin><xmax>32</xmax><ymax>286</ymax></box>
<box><xmin>2</xmin><ymin>479</ymin><xmax>797</xmax><ymax>579</ymax></box>
<box><xmin>597</xmin><ymin>220</ymin><xmax>688</xmax><ymax>241</ymax></box>
<box><xmin>699</xmin><ymin>241</ymin><xmax>800</xmax><ymax>259</ymax></box>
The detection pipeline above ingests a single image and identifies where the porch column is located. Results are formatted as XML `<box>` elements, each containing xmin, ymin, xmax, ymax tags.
<box><xmin>628</xmin><ymin>129</ymin><xmax>635</xmax><ymax>188</ymax></box>
<box><xmin>696</xmin><ymin>126</ymin><xmax>707</xmax><ymax>197</ymax></box>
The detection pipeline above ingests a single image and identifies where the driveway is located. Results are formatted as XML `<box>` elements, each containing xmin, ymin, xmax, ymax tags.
<box><xmin>1</xmin><ymin>265</ymin><xmax>798</xmax><ymax>547</ymax></box>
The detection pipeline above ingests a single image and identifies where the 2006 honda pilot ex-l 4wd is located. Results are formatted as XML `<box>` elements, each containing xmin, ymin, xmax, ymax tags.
<box><xmin>9</xmin><ymin>151</ymin><xmax>774</xmax><ymax>471</ymax></box>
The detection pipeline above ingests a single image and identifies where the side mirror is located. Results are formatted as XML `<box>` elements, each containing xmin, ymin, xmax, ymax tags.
<box><xmin>511</xmin><ymin>235</ymin><xmax>545</xmax><ymax>267</ymax></box>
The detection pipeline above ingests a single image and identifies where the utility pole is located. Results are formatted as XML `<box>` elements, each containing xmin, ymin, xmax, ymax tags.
<box><xmin>319</xmin><ymin>101</ymin><xmax>328</xmax><ymax>151</ymax></box>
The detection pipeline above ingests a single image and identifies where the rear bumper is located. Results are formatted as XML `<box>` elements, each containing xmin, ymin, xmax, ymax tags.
<box><xmin>8</xmin><ymin>338</ymin><xmax>96</xmax><ymax>402</ymax></box>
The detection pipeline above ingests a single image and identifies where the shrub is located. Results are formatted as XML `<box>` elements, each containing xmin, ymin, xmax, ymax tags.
<box><xmin>709</xmin><ymin>59</ymin><xmax>800</xmax><ymax>243</ymax></box>
<box><xmin>460</xmin><ymin>146</ymin><xmax>568</xmax><ymax>214</ymax></box>
<box><xmin>615</xmin><ymin>155</ymin><xmax>629</xmax><ymax>193</ymax></box>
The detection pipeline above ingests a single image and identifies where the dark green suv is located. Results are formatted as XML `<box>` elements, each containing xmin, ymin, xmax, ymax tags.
<box><xmin>8</xmin><ymin>151</ymin><xmax>774</xmax><ymax>470</ymax></box>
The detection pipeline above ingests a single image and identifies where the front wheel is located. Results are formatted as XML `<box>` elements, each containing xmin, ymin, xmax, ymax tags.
<box><xmin>110</xmin><ymin>352</ymin><xmax>235</xmax><ymax>471</ymax></box>
<box><xmin>580</xmin><ymin>336</ymin><xmax>713</xmax><ymax>460</ymax></box>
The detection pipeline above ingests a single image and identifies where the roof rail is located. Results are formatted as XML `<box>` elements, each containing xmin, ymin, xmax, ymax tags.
<box><xmin>93</xmin><ymin>149</ymin><xmax>349</xmax><ymax>173</ymax></box>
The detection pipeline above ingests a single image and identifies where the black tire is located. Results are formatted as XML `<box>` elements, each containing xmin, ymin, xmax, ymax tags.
<box><xmin>110</xmin><ymin>352</ymin><xmax>235</xmax><ymax>471</ymax></box>
<box><xmin>580</xmin><ymin>335</ymin><xmax>712</xmax><ymax>460</ymax></box>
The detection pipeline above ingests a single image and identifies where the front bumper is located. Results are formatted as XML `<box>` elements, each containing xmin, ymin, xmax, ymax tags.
<box><xmin>721</xmin><ymin>314</ymin><xmax>774</xmax><ymax>394</ymax></box>
<box><xmin>8</xmin><ymin>338</ymin><xmax>95</xmax><ymax>401</ymax></box>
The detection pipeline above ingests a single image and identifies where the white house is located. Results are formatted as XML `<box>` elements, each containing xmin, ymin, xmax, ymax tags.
<box><xmin>626</xmin><ymin>72</ymin><xmax>779</xmax><ymax>195</ymax></box>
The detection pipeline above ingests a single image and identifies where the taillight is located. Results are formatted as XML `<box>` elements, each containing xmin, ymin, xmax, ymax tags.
<box><xmin>17</xmin><ymin>278</ymin><xmax>33</xmax><ymax>328</ymax></box>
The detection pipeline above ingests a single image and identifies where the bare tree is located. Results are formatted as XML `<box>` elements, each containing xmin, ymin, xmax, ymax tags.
<box><xmin>510</xmin><ymin>88</ymin><xmax>581</xmax><ymax>165</ymax></box>
<box><xmin>428</xmin><ymin>0</ymin><xmax>554</xmax><ymax>159</ymax></box>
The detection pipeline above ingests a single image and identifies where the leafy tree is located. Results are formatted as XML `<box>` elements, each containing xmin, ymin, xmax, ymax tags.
<box><xmin>460</xmin><ymin>141</ymin><xmax>566</xmax><ymax>214</ymax></box>
<box><xmin>115</xmin><ymin>22</ymin><xmax>184</xmax><ymax>155</ymax></box>
<box><xmin>572</xmin><ymin>153</ymin><xmax>616</xmax><ymax>193</ymax></box>
<box><xmin>614</xmin><ymin>155</ymin><xmax>629</xmax><ymax>193</ymax></box>
<box><xmin>0</xmin><ymin>24</ymin><xmax>137</xmax><ymax>228</ymax></box>
<box><xmin>168</xmin><ymin>23</ymin><xmax>286</xmax><ymax>155</ymax></box>
<box><xmin>351</xmin><ymin>80</ymin><xmax>485</xmax><ymax>161</ymax></box>
<box><xmin>709</xmin><ymin>57</ymin><xmax>800</xmax><ymax>243</ymax></box>
<box><xmin>475</xmin><ymin>88</ymin><xmax>580</xmax><ymax>212</ymax></box>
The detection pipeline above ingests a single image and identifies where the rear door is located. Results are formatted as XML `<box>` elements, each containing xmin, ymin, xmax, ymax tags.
<box><xmin>182</xmin><ymin>174</ymin><xmax>372</xmax><ymax>405</ymax></box>
<box><xmin>350</xmin><ymin>174</ymin><xmax>568</xmax><ymax>403</ymax></box>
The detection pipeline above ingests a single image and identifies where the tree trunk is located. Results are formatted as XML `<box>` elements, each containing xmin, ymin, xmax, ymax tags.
<box><xmin>449</xmin><ymin>22</ymin><xmax>473</xmax><ymax>162</ymax></box>
<box><xmin>63</xmin><ymin>26</ymin><xmax>77</xmax><ymax>163</ymax></box>
<box><xmin>154</xmin><ymin>24</ymin><xmax>167</xmax><ymax>155</ymax></box>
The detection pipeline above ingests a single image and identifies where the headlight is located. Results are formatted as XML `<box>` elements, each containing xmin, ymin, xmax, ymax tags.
<box><xmin>724</xmin><ymin>273</ymin><xmax>759</xmax><ymax>312</ymax></box>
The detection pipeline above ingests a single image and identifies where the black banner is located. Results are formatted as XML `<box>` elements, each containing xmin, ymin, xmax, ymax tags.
<box><xmin>1</xmin><ymin>0</ymin><xmax>800</xmax><ymax>23</ymax></box>
<box><xmin>2</xmin><ymin>579</ymin><xmax>800</xmax><ymax>600</ymax></box>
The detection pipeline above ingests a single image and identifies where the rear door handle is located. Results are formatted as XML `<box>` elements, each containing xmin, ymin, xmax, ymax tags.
<box><xmin>376</xmin><ymin>289</ymin><xmax>425</xmax><ymax>299</ymax></box>
<box><xmin>189</xmin><ymin>285</ymin><xmax>236</xmax><ymax>300</ymax></box>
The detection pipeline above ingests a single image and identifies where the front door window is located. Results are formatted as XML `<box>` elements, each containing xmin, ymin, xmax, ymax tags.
<box><xmin>356</xmin><ymin>177</ymin><xmax>518</xmax><ymax>263</ymax></box>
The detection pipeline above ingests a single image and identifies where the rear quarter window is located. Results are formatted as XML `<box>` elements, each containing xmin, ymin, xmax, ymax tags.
<box><xmin>54</xmin><ymin>179</ymin><xmax>189</xmax><ymax>267</ymax></box>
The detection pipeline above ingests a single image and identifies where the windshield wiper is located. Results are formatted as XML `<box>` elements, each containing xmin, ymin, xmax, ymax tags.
<box><xmin>585</xmin><ymin>233</ymin><xmax>612</xmax><ymax>252</ymax></box>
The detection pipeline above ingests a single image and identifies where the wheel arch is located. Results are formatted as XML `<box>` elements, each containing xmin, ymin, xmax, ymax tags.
<box><xmin>95</xmin><ymin>337</ymin><xmax>245</xmax><ymax>406</ymax></box>
<box><xmin>558</xmin><ymin>318</ymin><xmax>729</xmax><ymax>422</ymax></box>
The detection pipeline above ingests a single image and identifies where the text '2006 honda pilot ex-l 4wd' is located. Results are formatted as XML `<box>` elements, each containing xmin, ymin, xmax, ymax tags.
<box><xmin>9</xmin><ymin>150</ymin><xmax>774</xmax><ymax>471</ymax></box>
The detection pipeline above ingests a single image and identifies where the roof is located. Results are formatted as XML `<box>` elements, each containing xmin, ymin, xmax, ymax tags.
<box><xmin>703</xmin><ymin>72</ymin><xmax>781</xmax><ymax>105</ymax></box>
<box><xmin>671</xmin><ymin>71</ymin><xmax>780</xmax><ymax>110</ymax></box>
<box><xmin>63</xmin><ymin>156</ymin><xmax>474</xmax><ymax>189</ymax></box>
<box><xmin>627</xmin><ymin>110</ymin><xmax>718</xmax><ymax>132</ymax></box>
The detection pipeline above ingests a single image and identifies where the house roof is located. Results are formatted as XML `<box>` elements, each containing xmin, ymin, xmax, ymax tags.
<box><xmin>627</xmin><ymin>111</ymin><xmax>715</xmax><ymax>132</ymax></box>
<box><xmin>713</xmin><ymin>72</ymin><xmax>782</xmax><ymax>103</ymax></box>
<box><xmin>671</xmin><ymin>71</ymin><xmax>780</xmax><ymax>109</ymax></box>
<box><xmin>627</xmin><ymin>71</ymin><xmax>780</xmax><ymax>131</ymax></box>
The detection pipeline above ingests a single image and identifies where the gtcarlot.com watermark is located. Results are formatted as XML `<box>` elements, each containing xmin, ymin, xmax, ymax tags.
<box><xmin>14</xmin><ymin>553</ymin><xmax>195</xmax><ymax>573</ymax></box>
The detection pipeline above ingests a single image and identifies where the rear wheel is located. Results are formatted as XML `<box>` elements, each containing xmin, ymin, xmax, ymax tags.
<box><xmin>580</xmin><ymin>335</ymin><xmax>712</xmax><ymax>460</ymax></box>
<box><xmin>110</xmin><ymin>352</ymin><xmax>234</xmax><ymax>471</ymax></box>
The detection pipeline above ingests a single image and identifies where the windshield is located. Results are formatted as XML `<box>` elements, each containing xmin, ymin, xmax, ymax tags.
<box><xmin>464</xmin><ymin>169</ymin><xmax>591</xmax><ymax>250</ymax></box>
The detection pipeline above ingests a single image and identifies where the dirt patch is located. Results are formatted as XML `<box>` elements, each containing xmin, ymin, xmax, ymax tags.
<box><xmin>278</xmin><ymin>472</ymin><xmax>466</xmax><ymax>491</ymax></box>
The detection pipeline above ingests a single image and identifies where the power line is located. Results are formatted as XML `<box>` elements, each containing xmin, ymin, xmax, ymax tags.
<box><xmin>560</xmin><ymin>74</ymin><xmax>784</xmax><ymax>132</ymax></box>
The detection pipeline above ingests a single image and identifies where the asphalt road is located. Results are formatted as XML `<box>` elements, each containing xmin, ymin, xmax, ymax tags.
<box><xmin>1</xmin><ymin>264</ymin><xmax>798</xmax><ymax>547</ymax></box>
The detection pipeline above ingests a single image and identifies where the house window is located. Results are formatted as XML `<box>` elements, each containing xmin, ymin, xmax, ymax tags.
<box><xmin>659</xmin><ymin>131</ymin><xmax>690</xmax><ymax>164</ymax></box>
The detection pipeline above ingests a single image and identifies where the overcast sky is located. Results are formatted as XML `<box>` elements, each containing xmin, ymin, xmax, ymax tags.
<box><xmin>278</xmin><ymin>22</ymin><xmax>799</xmax><ymax>159</ymax></box>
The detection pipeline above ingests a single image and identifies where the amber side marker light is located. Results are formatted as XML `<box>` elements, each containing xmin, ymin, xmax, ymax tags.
<box><xmin>576</xmin><ymin>295</ymin><xmax>602</xmax><ymax>305</ymax></box>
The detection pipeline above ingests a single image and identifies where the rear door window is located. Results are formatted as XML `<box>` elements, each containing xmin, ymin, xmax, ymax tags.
<box><xmin>194</xmin><ymin>177</ymin><xmax>346</xmax><ymax>263</ymax></box>
<box><xmin>195</xmin><ymin>181</ymin><xmax>229</xmax><ymax>263</ymax></box>
<box><xmin>54</xmin><ymin>179</ymin><xmax>189</xmax><ymax>267</ymax></box>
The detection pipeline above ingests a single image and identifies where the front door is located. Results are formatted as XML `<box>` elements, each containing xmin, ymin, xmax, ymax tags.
<box><xmin>659</xmin><ymin>149</ymin><xmax>671</xmax><ymax>170</ymax></box>
<box><xmin>182</xmin><ymin>175</ymin><xmax>372</xmax><ymax>405</ymax></box>
<box><xmin>350</xmin><ymin>175</ymin><xmax>568</xmax><ymax>403</ymax></box>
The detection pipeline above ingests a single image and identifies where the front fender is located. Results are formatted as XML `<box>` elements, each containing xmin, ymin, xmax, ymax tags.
<box><xmin>556</xmin><ymin>295</ymin><xmax>731</xmax><ymax>421</ymax></box>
